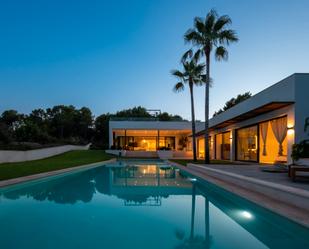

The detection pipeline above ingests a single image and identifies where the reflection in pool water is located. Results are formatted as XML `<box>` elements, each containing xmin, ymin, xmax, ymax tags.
<box><xmin>0</xmin><ymin>160</ymin><xmax>308</xmax><ymax>249</ymax></box>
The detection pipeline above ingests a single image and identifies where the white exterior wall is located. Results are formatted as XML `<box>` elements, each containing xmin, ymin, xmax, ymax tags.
<box><xmin>0</xmin><ymin>144</ymin><xmax>90</xmax><ymax>163</ymax></box>
<box><xmin>294</xmin><ymin>74</ymin><xmax>309</xmax><ymax>143</ymax></box>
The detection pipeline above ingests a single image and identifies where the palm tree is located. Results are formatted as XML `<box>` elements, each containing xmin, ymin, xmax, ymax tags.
<box><xmin>184</xmin><ymin>9</ymin><xmax>238</xmax><ymax>164</ymax></box>
<box><xmin>172</xmin><ymin>52</ymin><xmax>205</xmax><ymax>161</ymax></box>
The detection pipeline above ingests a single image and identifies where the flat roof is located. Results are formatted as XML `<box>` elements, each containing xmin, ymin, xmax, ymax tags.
<box><xmin>110</xmin><ymin>120</ymin><xmax>205</xmax><ymax>131</ymax></box>
<box><xmin>197</xmin><ymin>73</ymin><xmax>300</xmax><ymax>134</ymax></box>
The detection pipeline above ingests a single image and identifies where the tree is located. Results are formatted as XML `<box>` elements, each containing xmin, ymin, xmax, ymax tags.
<box><xmin>213</xmin><ymin>92</ymin><xmax>252</xmax><ymax>116</ymax></box>
<box><xmin>0</xmin><ymin>122</ymin><xmax>11</xmax><ymax>144</ymax></box>
<box><xmin>172</xmin><ymin>51</ymin><xmax>205</xmax><ymax>161</ymax></box>
<box><xmin>115</xmin><ymin>106</ymin><xmax>152</xmax><ymax>118</ymax></box>
<box><xmin>93</xmin><ymin>113</ymin><xmax>111</xmax><ymax>149</ymax></box>
<box><xmin>75</xmin><ymin>107</ymin><xmax>93</xmax><ymax>141</ymax></box>
<box><xmin>1</xmin><ymin>110</ymin><xmax>22</xmax><ymax>130</ymax></box>
<box><xmin>158</xmin><ymin>112</ymin><xmax>183</xmax><ymax>121</ymax></box>
<box><xmin>185</xmin><ymin>9</ymin><xmax>238</xmax><ymax>163</ymax></box>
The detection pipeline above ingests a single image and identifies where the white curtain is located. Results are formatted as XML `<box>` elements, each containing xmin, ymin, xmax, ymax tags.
<box><xmin>260</xmin><ymin>122</ymin><xmax>269</xmax><ymax>156</ymax></box>
<box><xmin>271</xmin><ymin>117</ymin><xmax>287</xmax><ymax>156</ymax></box>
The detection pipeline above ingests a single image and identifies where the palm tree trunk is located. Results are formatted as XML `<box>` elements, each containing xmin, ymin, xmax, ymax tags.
<box><xmin>189</xmin><ymin>81</ymin><xmax>197</xmax><ymax>161</ymax></box>
<box><xmin>204</xmin><ymin>50</ymin><xmax>210</xmax><ymax>164</ymax></box>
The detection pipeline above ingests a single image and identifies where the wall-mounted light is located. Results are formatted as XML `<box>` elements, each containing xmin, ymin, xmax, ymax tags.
<box><xmin>287</xmin><ymin>126</ymin><xmax>294</xmax><ymax>135</ymax></box>
<box><xmin>229</xmin><ymin>134</ymin><xmax>233</xmax><ymax>140</ymax></box>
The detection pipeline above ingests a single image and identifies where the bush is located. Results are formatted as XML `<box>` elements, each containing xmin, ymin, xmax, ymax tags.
<box><xmin>291</xmin><ymin>140</ymin><xmax>309</xmax><ymax>162</ymax></box>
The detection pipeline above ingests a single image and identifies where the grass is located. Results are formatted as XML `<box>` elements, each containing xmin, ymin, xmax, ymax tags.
<box><xmin>170</xmin><ymin>159</ymin><xmax>238</xmax><ymax>166</ymax></box>
<box><xmin>0</xmin><ymin>150</ymin><xmax>114</xmax><ymax>181</ymax></box>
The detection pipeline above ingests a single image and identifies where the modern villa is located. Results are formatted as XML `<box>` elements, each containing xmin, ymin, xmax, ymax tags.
<box><xmin>109</xmin><ymin>73</ymin><xmax>309</xmax><ymax>164</ymax></box>
<box><xmin>109</xmin><ymin>119</ymin><xmax>204</xmax><ymax>157</ymax></box>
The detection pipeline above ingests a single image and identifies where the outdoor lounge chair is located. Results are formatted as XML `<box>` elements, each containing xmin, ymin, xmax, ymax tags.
<box><xmin>288</xmin><ymin>165</ymin><xmax>309</xmax><ymax>181</ymax></box>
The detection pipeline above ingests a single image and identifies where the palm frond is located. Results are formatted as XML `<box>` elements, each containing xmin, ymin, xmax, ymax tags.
<box><xmin>193</xmin><ymin>49</ymin><xmax>202</xmax><ymax>62</ymax></box>
<box><xmin>171</xmin><ymin>69</ymin><xmax>185</xmax><ymax>79</ymax></box>
<box><xmin>181</xmin><ymin>49</ymin><xmax>193</xmax><ymax>63</ymax></box>
<box><xmin>213</xmin><ymin>15</ymin><xmax>232</xmax><ymax>32</ymax></box>
<box><xmin>215</xmin><ymin>46</ymin><xmax>228</xmax><ymax>61</ymax></box>
<box><xmin>201</xmin><ymin>74</ymin><xmax>213</xmax><ymax>87</ymax></box>
<box><xmin>173</xmin><ymin>82</ymin><xmax>185</xmax><ymax>92</ymax></box>
<box><xmin>184</xmin><ymin>29</ymin><xmax>204</xmax><ymax>45</ymax></box>
<box><xmin>218</xmin><ymin>29</ymin><xmax>238</xmax><ymax>45</ymax></box>
<box><xmin>195</xmin><ymin>63</ymin><xmax>206</xmax><ymax>73</ymax></box>
<box><xmin>194</xmin><ymin>17</ymin><xmax>205</xmax><ymax>34</ymax></box>
<box><xmin>205</xmin><ymin>9</ymin><xmax>218</xmax><ymax>32</ymax></box>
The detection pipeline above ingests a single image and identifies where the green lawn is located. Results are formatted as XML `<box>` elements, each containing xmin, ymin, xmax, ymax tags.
<box><xmin>0</xmin><ymin>150</ymin><xmax>114</xmax><ymax>181</ymax></box>
<box><xmin>170</xmin><ymin>159</ymin><xmax>237</xmax><ymax>166</ymax></box>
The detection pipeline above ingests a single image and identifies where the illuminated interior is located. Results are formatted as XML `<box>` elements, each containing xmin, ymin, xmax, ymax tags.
<box><xmin>197</xmin><ymin>137</ymin><xmax>213</xmax><ymax>159</ymax></box>
<box><xmin>236</xmin><ymin>125</ymin><xmax>258</xmax><ymax>161</ymax></box>
<box><xmin>259</xmin><ymin>117</ymin><xmax>288</xmax><ymax>164</ymax></box>
<box><xmin>112</xmin><ymin>129</ymin><xmax>191</xmax><ymax>151</ymax></box>
<box><xmin>222</xmin><ymin>132</ymin><xmax>231</xmax><ymax>160</ymax></box>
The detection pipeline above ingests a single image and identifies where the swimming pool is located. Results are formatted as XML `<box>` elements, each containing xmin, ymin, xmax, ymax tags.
<box><xmin>0</xmin><ymin>160</ymin><xmax>308</xmax><ymax>249</ymax></box>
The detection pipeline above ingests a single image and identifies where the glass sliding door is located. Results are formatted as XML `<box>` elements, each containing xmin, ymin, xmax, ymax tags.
<box><xmin>197</xmin><ymin>137</ymin><xmax>212</xmax><ymax>159</ymax></box>
<box><xmin>215</xmin><ymin>132</ymin><xmax>230</xmax><ymax>160</ymax></box>
<box><xmin>222</xmin><ymin>132</ymin><xmax>231</xmax><ymax>160</ymax></box>
<box><xmin>159</xmin><ymin>137</ymin><xmax>175</xmax><ymax>150</ymax></box>
<box><xmin>215</xmin><ymin>134</ymin><xmax>222</xmax><ymax>159</ymax></box>
<box><xmin>259</xmin><ymin>117</ymin><xmax>288</xmax><ymax>164</ymax></box>
<box><xmin>236</xmin><ymin>126</ymin><xmax>258</xmax><ymax>161</ymax></box>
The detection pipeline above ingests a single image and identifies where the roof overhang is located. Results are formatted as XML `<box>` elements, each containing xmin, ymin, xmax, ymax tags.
<box><xmin>196</xmin><ymin>101</ymin><xmax>293</xmax><ymax>136</ymax></box>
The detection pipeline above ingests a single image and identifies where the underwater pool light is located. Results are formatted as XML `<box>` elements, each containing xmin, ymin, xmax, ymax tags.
<box><xmin>241</xmin><ymin>211</ymin><xmax>253</xmax><ymax>219</ymax></box>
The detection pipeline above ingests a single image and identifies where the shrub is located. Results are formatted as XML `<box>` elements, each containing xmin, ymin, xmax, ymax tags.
<box><xmin>291</xmin><ymin>140</ymin><xmax>309</xmax><ymax>162</ymax></box>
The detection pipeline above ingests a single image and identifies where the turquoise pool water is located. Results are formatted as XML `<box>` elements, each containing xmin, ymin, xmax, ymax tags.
<box><xmin>0</xmin><ymin>160</ymin><xmax>308</xmax><ymax>249</ymax></box>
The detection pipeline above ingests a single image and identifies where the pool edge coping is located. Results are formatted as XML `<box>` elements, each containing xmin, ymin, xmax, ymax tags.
<box><xmin>188</xmin><ymin>163</ymin><xmax>309</xmax><ymax>199</ymax></box>
<box><xmin>168</xmin><ymin>160</ymin><xmax>309</xmax><ymax>229</ymax></box>
<box><xmin>0</xmin><ymin>158</ymin><xmax>117</xmax><ymax>188</ymax></box>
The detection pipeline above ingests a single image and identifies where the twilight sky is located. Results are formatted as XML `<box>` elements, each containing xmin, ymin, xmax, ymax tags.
<box><xmin>0</xmin><ymin>0</ymin><xmax>308</xmax><ymax>120</ymax></box>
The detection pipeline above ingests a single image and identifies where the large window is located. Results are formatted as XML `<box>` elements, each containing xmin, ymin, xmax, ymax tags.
<box><xmin>159</xmin><ymin>137</ymin><xmax>175</xmax><ymax>150</ymax></box>
<box><xmin>222</xmin><ymin>132</ymin><xmax>231</xmax><ymax>160</ymax></box>
<box><xmin>259</xmin><ymin>117</ymin><xmax>288</xmax><ymax>164</ymax></box>
<box><xmin>215</xmin><ymin>132</ymin><xmax>230</xmax><ymax>160</ymax></box>
<box><xmin>197</xmin><ymin>137</ymin><xmax>212</xmax><ymax>159</ymax></box>
<box><xmin>236</xmin><ymin>126</ymin><xmax>258</xmax><ymax>161</ymax></box>
<box><xmin>117</xmin><ymin>136</ymin><xmax>175</xmax><ymax>151</ymax></box>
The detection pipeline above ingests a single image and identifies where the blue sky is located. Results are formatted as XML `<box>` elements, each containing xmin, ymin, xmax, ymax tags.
<box><xmin>0</xmin><ymin>0</ymin><xmax>308</xmax><ymax>120</ymax></box>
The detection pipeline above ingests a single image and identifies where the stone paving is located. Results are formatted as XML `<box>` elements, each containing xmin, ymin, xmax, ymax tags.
<box><xmin>196</xmin><ymin>163</ymin><xmax>309</xmax><ymax>191</ymax></box>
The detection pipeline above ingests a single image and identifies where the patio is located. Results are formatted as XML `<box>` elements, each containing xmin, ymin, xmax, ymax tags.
<box><xmin>191</xmin><ymin>163</ymin><xmax>309</xmax><ymax>191</ymax></box>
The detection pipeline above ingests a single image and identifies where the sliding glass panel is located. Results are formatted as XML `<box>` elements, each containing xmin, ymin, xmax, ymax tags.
<box><xmin>236</xmin><ymin>126</ymin><xmax>258</xmax><ymax>161</ymax></box>
<box><xmin>134</xmin><ymin>137</ymin><xmax>157</xmax><ymax>151</ymax></box>
<box><xmin>165</xmin><ymin>137</ymin><xmax>175</xmax><ymax>150</ymax></box>
<box><xmin>222</xmin><ymin>132</ymin><xmax>231</xmax><ymax>160</ymax></box>
<box><xmin>197</xmin><ymin>137</ymin><xmax>212</xmax><ymax>159</ymax></box>
<box><xmin>215</xmin><ymin>134</ymin><xmax>222</xmax><ymax>159</ymax></box>
<box><xmin>259</xmin><ymin>117</ymin><xmax>288</xmax><ymax>164</ymax></box>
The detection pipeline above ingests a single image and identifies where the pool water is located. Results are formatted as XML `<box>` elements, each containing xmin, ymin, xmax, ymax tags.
<box><xmin>0</xmin><ymin>160</ymin><xmax>308</xmax><ymax>249</ymax></box>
